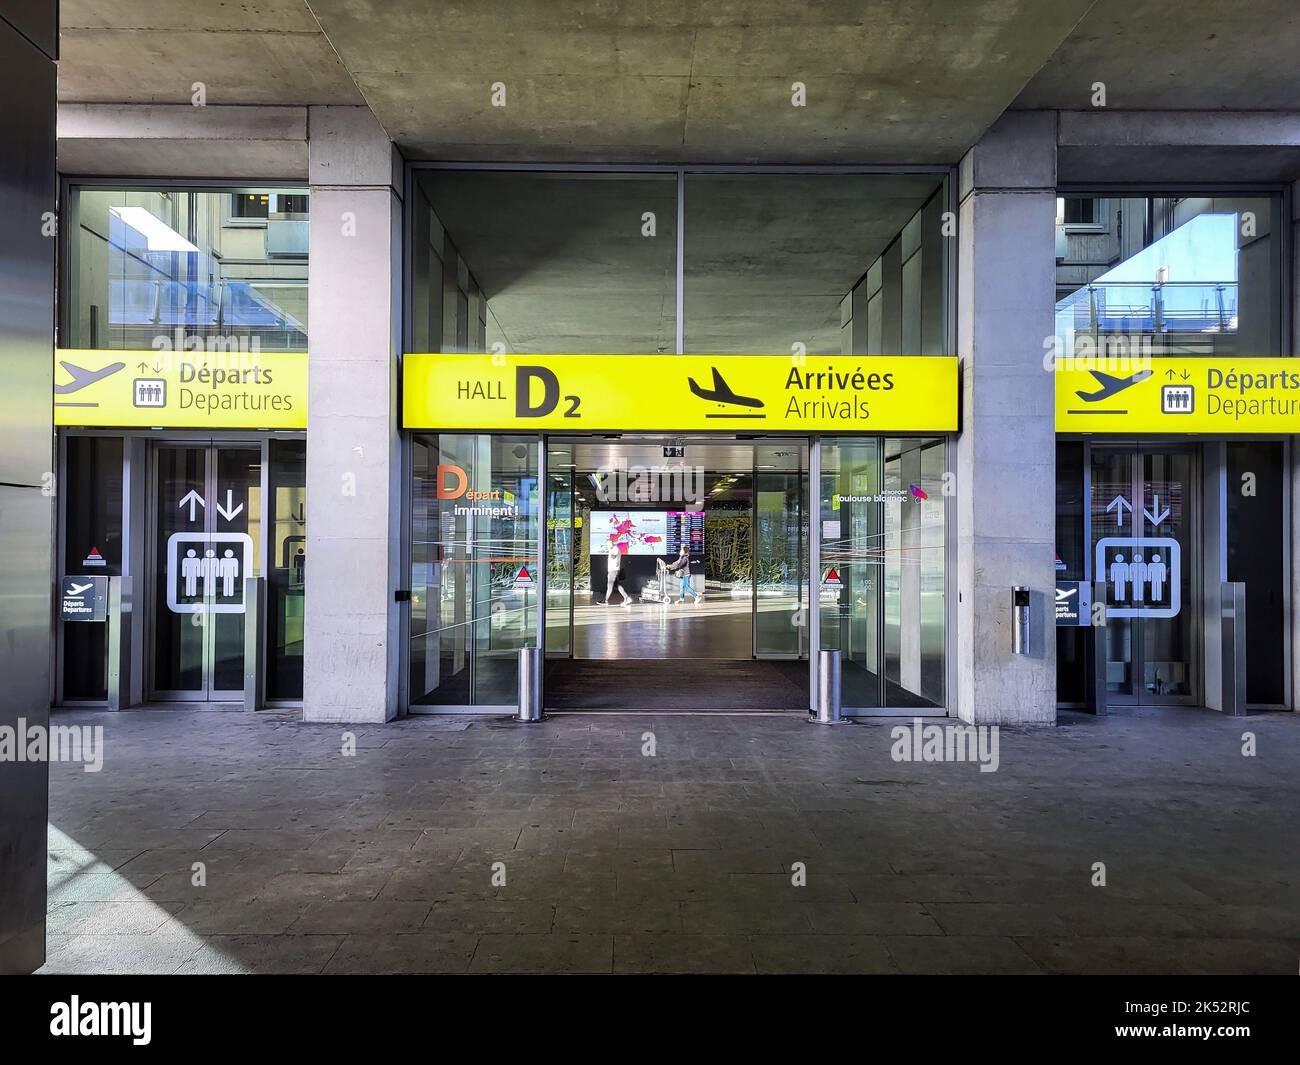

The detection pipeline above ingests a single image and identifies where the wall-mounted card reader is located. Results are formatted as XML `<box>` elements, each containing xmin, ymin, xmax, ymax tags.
<box><xmin>1012</xmin><ymin>586</ymin><xmax>1031</xmax><ymax>655</ymax></box>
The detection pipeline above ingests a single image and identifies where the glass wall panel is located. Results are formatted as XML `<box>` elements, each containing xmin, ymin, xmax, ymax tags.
<box><xmin>411</xmin><ymin>171</ymin><xmax>677</xmax><ymax>354</ymax></box>
<box><xmin>1055</xmin><ymin>441</ymin><xmax>1087</xmax><ymax>705</ymax></box>
<box><xmin>409</xmin><ymin>433</ymin><xmax>539</xmax><ymax>707</ymax></box>
<box><xmin>267</xmin><ymin>439</ymin><xmax>306</xmax><ymax>700</ymax></box>
<box><xmin>1055</xmin><ymin>194</ymin><xmax>1281</xmax><ymax>360</ymax></box>
<box><xmin>820</xmin><ymin>436</ymin><xmax>945</xmax><ymax>710</ymax></box>
<box><xmin>683</xmin><ymin>173</ymin><xmax>948</xmax><ymax>355</ymax></box>
<box><xmin>61</xmin><ymin>436</ymin><xmax>123</xmax><ymax>700</ymax></box>
<box><xmin>67</xmin><ymin>186</ymin><xmax>309</xmax><ymax>351</ymax></box>
<box><xmin>1227</xmin><ymin>442</ymin><xmax>1286</xmax><ymax>706</ymax></box>
<box><xmin>754</xmin><ymin>441</ymin><xmax>807</xmax><ymax>657</ymax></box>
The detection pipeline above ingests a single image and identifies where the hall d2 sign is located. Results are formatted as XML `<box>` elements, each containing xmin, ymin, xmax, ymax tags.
<box><xmin>403</xmin><ymin>354</ymin><xmax>958</xmax><ymax>433</ymax></box>
<box><xmin>54</xmin><ymin>349</ymin><xmax>307</xmax><ymax>429</ymax></box>
<box><xmin>1056</xmin><ymin>357</ymin><xmax>1300</xmax><ymax>433</ymax></box>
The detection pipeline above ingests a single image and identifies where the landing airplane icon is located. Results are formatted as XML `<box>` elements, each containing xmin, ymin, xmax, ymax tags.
<box><xmin>1074</xmin><ymin>368</ymin><xmax>1153</xmax><ymax>403</ymax></box>
<box><xmin>66</xmin><ymin>581</ymin><xmax>94</xmax><ymax>596</ymax></box>
<box><xmin>55</xmin><ymin>360</ymin><xmax>126</xmax><ymax>398</ymax></box>
<box><xmin>688</xmin><ymin>367</ymin><xmax>765</xmax><ymax>416</ymax></box>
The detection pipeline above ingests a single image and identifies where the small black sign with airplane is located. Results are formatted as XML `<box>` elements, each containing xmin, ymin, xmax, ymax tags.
<box><xmin>60</xmin><ymin>575</ymin><xmax>109</xmax><ymax>622</ymax></box>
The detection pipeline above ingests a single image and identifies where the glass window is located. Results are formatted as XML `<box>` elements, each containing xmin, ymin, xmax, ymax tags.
<box><xmin>61</xmin><ymin>436</ymin><xmax>123</xmax><ymax>701</ymax></box>
<box><xmin>66</xmin><ymin>186</ymin><xmax>309</xmax><ymax>352</ymax></box>
<box><xmin>1055</xmin><ymin>193</ymin><xmax>1282</xmax><ymax>360</ymax></box>
<box><xmin>1227</xmin><ymin>442</ymin><xmax>1286</xmax><ymax>705</ymax></box>
<box><xmin>683</xmin><ymin>173</ymin><xmax>948</xmax><ymax>356</ymax></box>
<box><xmin>820</xmin><ymin>436</ymin><xmax>945</xmax><ymax>710</ymax></box>
<box><xmin>410</xmin><ymin>171</ymin><xmax>677</xmax><ymax>354</ymax></box>
<box><xmin>409</xmin><ymin>433</ymin><xmax>540</xmax><ymax>707</ymax></box>
<box><xmin>267</xmin><ymin>439</ymin><xmax>306</xmax><ymax>701</ymax></box>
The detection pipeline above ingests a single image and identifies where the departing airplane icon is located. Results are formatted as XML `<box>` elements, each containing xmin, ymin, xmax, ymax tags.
<box><xmin>1074</xmin><ymin>368</ymin><xmax>1153</xmax><ymax>403</ymax></box>
<box><xmin>66</xmin><ymin>581</ymin><xmax>94</xmax><ymax>596</ymax></box>
<box><xmin>55</xmin><ymin>360</ymin><xmax>126</xmax><ymax>402</ymax></box>
<box><xmin>688</xmin><ymin>367</ymin><xmax>765</xmax><ymax>417</ymax></box>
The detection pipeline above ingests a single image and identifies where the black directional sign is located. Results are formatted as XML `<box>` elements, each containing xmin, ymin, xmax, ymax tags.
<box><xmin>60</xmin><ymin>575</ymin><xmax>108</xmax><ymax>622</ymax></box>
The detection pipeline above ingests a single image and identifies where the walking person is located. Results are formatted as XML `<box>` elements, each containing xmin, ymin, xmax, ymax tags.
<box><xmin>665</xmin><ymin>544</ymin><xmax>702</xmax><ymax>606</ymax></box>
<box><xmin>604</xmin><ymin>542</ymin><xmax>632</xmax><ymax>605</ymax></box>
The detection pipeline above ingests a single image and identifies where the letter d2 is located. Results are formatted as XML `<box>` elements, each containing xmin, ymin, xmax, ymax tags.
<box><xmin>516</xmin><ymin>366</ymin><xmax>559</xmax><ymax>418</ymax></box>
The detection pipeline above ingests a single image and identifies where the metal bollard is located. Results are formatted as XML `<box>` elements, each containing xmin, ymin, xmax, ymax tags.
<box><xmin>516</xmin><ymin>645</ymin><xmax>542</xmax><ymax>722</ymax></box>
<box><xmin>812</xmin><ymin>648</ymin><xmax>843</xmax><ymax>724</ymax></box>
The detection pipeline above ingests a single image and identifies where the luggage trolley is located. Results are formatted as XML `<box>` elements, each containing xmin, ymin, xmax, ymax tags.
<box><xmin>640</xmin><ymin>557</ymin><xmax>673</xmax><ymax>604</ymax></box>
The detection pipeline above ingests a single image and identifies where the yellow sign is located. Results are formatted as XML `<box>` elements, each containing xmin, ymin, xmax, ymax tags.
<box><xmin>403</xmin><ymin>354</ymin><xmax>958</xmax><ymax>433</ymax></box>
<box><xmin>54</xmin><ymin>349</ymin><xmax>307</xmax><ymax>429</ymax></box>
<box><xmin>1056</xmin><ymin>358</ymin><xmax>1300</xmax><ymax>434</ymax></box>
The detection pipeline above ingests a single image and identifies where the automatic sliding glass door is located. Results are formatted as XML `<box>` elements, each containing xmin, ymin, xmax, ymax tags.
<box><xmin>150</xmin><ymin>443</ymin><xmax>262</xmax><ymax>702</ymax></box>
<box><xmin>1090</xmin><ymin>445</ymin><xmax>1198</xmax><ymax>705</ymax></box>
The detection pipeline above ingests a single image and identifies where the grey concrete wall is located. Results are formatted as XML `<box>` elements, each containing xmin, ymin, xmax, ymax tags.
<box><xmin>0</xmin><ymin>0</ymin><xmax>55</xmax><ymax>974</ymax></box>
<box><xmin>303</xmin><ymin>106</ymin><xmax>404</xmax><ymax>722</ymax></box>
<box><xmin>955</xmin><ymin>111</ymin><xmax>1058</xmax><ymax>725</ymax></box>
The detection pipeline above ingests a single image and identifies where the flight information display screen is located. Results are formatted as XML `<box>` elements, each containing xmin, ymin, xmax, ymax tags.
<box><xmin>589</xmin><ymin>510</ymin><xmax>705</xmax><ymax>557</ymax></box>
<box><xmin>666</xmin><ymin>511</ymin><xmax>704</xmax><ymax>557</ymax></box>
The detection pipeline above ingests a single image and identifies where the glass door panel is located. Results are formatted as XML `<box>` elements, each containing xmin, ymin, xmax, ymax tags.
<box><xmin>152</xmin><ymin>443</ymin><xmax>261</xmax><ymax>701</ymax></box>
<box><xmin>153</xmin><ymin>446</ymin><xmax>207</xmax><ymax>696</ymax></box>
<box><xmin>545</xmin><ymin>443</ymin><xmax>574</xmax><ymax>657</ymax></box>
<box><xmin>1090</xmin><ymin>446</ymin><xmax>1197</xmax><ymax>705</ymax></box>
<box><xmin>1089</xmin><ymin>448</ymin><xmax>1136</xmax><ymax>700</ymax></box>
<box><xmin>1137</xmin><ymin>449</ymin><xmax>1194</xmax><ymax>701</ymax></box>
<box><xmin>211</xmin><ymin>447</ymin><xmax>261</xmax><ymax>696</ymax></box>
<box><xmin>754</xmin><ymin>441</ymin><xmax>807</xmax><ymax>657</ymax></box>
<box><xmin>820</xmin><ymin>438</ymin><xmax>883</xmax><ymax>708</ymax></box>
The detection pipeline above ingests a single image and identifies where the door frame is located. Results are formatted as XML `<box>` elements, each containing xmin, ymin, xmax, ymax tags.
<box><xmin>145</xmin><ymin>437</ymin><xmax>268</xmax><ymax>704</ymax></box>
<box><xmin>1088</xmin><ymin>440</ymin><xmax>1202</xmax><ymax>707</ymax></box>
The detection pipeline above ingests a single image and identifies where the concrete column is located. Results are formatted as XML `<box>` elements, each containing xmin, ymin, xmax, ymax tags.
<box><xmin>303</xmin><ymin>106</ymin><xmax>404</xmax><ymax>722</ymax></box>
<box><xmin>955</xmin><ymin>111</ymin><xmax>1058</xmax><ymax>725</ymax></box>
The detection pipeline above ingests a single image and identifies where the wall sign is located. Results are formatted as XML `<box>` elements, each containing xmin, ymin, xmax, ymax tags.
<box><xmin>60</xmin><ymin>576</ymin><xmax>108</xmax><ymax>622</ymax></box>
<box><xmin>54</xmin><ymin>349</ymin><xmax>307</xmax><ymax>429</ymax></box>
<box><xmin>403</xmin><ymin>354</ymin><xmax>959</xmax><ymax>433</ymax></box>
<box><xmin>1054</xmin><ymin>580</ymin><xmax>1091</xmax><ymax>627</ymax></box>
<box><xmin>1057</xmin><ymin>357</ymin><xmax>1300</xmax><ymax>433</ymax></box>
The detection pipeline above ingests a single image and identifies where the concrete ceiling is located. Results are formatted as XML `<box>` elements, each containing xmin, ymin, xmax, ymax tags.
<box><xmin>1014</xmin><ymin>0</ymin><xmax>1300</xmax><ymax>110</ymax></box>
<box><xmin>58</xmin><ymin>0</ymin><xmax>1100</xmax><ymax>162</ymax></box>
<box><xmin>58</xmin><ymin>0</ymin><xmax>362</xmax><ymax>105</ymax></box>
<box><xmin>307</xmin><ymin>0</ymin><xmax>1097</xmax><ymax>163</ymax></box>
<box><xmin>419</xmin><ymin>170</ymin><xmax>942</xmax><ymax>355</ymax></box>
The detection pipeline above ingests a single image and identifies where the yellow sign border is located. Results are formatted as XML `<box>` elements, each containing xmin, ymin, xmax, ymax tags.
<box><xmin>1055</xmin><ymin>357</ymin><xmax>1300</xmax><ymax>434</ymax></box>
<box><xmin>402</xmin><ymin>353</ymin><xmax>958</xmax><ymax>434</ymax></box>
<box><xmin>54</xmin><ymin>348</ymin><xmax>307</xmax><ymax>429</ymax></box>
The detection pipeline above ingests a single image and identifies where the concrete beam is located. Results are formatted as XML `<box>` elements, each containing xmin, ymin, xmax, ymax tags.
<box><xmin>57</xmin><ymin>103</ymin><xmax>308</xmax><ymax>179</ymax></box>
<box><xmin>1053</xmin><ymin>110</ymin><xmax>1300</xmax><ymax>184</ymax></box>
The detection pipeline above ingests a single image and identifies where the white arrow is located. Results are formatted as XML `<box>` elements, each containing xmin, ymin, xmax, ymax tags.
<box><xmin>178</xmin><ymin>490</ymin><xmax>205</xmax><ymax>521</ymax></box>
<box><xmin>216</xmin><ymin>489</ymin><xmax>245</xmax><ymax>522</ymax></box>
<box><xmin>1105</xmin><ymin>495</ymin><xmax>1132</xmax><ymax>526</ymax></box>
<box><xmin>1144</xmin><ymin>494</ymin><xmax>1170</xmax><ymax>527</ymax></box>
